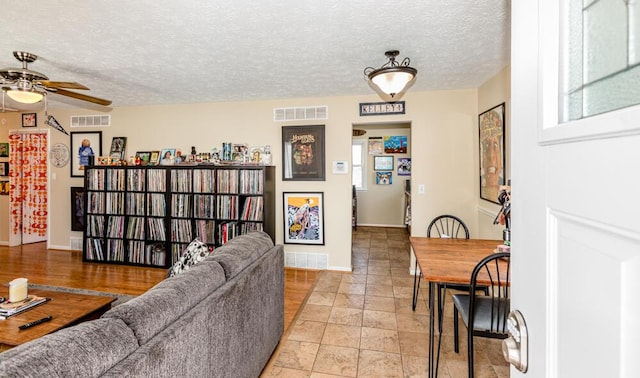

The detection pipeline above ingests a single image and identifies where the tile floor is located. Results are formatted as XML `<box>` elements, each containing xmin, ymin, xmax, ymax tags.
<box><xmin>262</xmin><ymin>226</ymin><xmax>509</xmax><ymax>377</ymax></box>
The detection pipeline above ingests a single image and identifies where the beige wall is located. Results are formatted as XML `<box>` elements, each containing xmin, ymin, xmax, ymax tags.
<box><xmin>476</xmin><ymin>65</ymin><xmax>511</xmax><ymax>240</ymax></box>
<box><xmin>353</xmin><ymin>125</ymin><xmax>410</xmax><ymax>227</ymax></box>
<box><xmin>1</xmin><ymin>68</ymin><xmax>511</xmax><ymax>268</ymax></box>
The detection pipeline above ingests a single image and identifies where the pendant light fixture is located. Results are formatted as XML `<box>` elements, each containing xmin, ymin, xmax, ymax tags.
<box><xmin>364</xmin><ymin>50</ymin><xmax>417</xmax><ymax>98</ymax></box>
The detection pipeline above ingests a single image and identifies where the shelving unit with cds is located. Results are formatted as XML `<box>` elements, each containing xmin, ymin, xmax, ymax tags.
<box><xmin>82</xmin><ymin>165</ymin><xmax>274</xmax><ymax>268</ymax></box>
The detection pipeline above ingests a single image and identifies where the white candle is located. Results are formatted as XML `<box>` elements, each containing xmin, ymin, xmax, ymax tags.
<box><xmin>9</xmin><ymin>278</ymin><xmax>28</xmax><ymax>302</ymax></box>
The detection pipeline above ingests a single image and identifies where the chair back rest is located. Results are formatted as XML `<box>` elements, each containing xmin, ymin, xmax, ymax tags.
<box><xmin>427</xmin><ymin>214</ymin><xmax>469</xmax><ymax>239</ymax></box>
<box><xmin>469</xmin><ymin>252</ymin><xmax>510</xmax><ymax>334</ymax></box>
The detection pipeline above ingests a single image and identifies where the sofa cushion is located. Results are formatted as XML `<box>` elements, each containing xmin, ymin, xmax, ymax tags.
<box><xmin>0</xmin><ymin>318</ymin><xmax>137</xmax><ymax>378</ymax></box>
<box><xmin>167</xmin><ymin>238</ymin><xmax>213</xmax><ymax>278</ymax></box>
<box><xmin>103</xmin><ymin>260</ymin><xmax>226</xmax><ymax>344</ymax></box>
<box><xmin>208</xmin><ymin>231</ymin><xmax>274</xmax><ymax>280</ymax></box>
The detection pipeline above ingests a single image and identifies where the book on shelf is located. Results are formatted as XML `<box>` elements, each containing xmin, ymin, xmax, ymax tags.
<box><xmin>0</xmin><ymin>295</ymin><xmax>50</xmax><ymax>319</ymax></box>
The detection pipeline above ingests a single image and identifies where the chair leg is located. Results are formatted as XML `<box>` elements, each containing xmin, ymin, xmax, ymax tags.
<box><xmin>467</xmin><ymin>327</ymin><xmax>474</xmax><ymax>378</ymax></box>
<box><xmin>453</xmin><ymin>306</ymin><xmax>459</xmax><ymax>353</ymax></box>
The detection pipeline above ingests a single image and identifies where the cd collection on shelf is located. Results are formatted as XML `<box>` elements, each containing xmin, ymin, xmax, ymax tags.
<box><xmin>82</xmin><ymin>165</ymin><xmax>274</xmax><ymax>268</ymax></box>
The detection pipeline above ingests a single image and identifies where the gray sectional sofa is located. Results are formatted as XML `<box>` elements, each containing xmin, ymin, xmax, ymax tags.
<box><xmin>0</xmin><ymin>232</ymin><xmax>284</xmax><ymax>378</ymax></box>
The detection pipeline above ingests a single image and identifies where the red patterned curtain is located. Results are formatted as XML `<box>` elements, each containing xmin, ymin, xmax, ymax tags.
<box><xmin>8</xmin><ymin>130</ymin><xmax>48</xmax><ymax>238</ymax></box>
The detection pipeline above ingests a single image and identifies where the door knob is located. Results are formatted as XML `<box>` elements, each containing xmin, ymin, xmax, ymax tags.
<box><xmin>502</xmin><ymin>309</ymin><xmax>528</xmax><ymax>373</ymax></box>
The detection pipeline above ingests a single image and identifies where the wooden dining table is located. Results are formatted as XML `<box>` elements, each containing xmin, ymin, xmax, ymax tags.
<box><xmin>410</xmin><ymin>237</ymin><xmax>503</xmax><ymax>378</ymax></box>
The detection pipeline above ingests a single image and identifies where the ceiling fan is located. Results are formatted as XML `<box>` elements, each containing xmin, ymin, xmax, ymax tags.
<box><xmin>0</xmin><ymin>51</ymin><xmax>111</xmax><ymax>107</ymax></box>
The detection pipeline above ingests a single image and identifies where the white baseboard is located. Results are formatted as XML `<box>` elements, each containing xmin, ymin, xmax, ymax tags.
<box><xmin>355</xmin><ymin>223</ymin><xmax>406</xmax><ymax>228</ymax></box>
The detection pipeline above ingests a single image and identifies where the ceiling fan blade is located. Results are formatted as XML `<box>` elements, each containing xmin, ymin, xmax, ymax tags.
<box><xmin>37</xmin><ymin>81</ymin><xmax>89</xmax><ymax>90</ymax></box>
<box><xmin>53</xmin><ymin>88</ymin><xmax>112</xmax><ymax>106</ymax></box>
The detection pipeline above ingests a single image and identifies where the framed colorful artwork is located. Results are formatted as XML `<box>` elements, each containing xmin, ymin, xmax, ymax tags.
<box><xmin>159</xmin><ymin>148</ymin><xmax>176</xmax><ymax>165</ymax></box>
<box><xmin>397</xmin><ymin>157</ymin><xmax>411</xmax><ymax>176</ymax></box>
<box><xmin>375</xmin><ymin>171</ymin><xmax>393</xmax><ymax>185</ymax></box>
<box><xmin>70</xmin><ymin>131</ymin><xmax>102</xmax><ymax>177</ymax></box>
<box><xmin>479</xmin><ymin>102</ymin><xmax>506</xmax><ymax>204</ymax></box>
<box><xmin>135</xmin><ymin>151</ymin><xmax>152</xmax><ymax>165</ymax></box>
<box><xmin>383</xmin><ymin>135</ymin><xmax>407</xmax><ymax>153</ymax></box>
<box><xmin>283</xmin><ymin>192</ymin><xmax>324</xmax><ymax>245</ymax></box>
<box><xmin>282</xmin><ymin>125</ymin><xmax>325</xmax><ymax>181</ymax></box>
<box><xmin>149</xmin><ymin>151</ymin><xmax>161</xmax><ymax>165</ymax></box>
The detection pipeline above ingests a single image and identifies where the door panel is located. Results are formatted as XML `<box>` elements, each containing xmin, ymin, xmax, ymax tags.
<box><xmin>512</xmin><ymin>1</ymin><xmax>640</xmax><ymax>377</ymax></box>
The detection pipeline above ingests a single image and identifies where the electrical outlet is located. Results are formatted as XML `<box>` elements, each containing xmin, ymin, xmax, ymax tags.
<box><xmin>418</xmin><ymin>184</ymin><xmax>425</xmax><ymax>194</ymax></box>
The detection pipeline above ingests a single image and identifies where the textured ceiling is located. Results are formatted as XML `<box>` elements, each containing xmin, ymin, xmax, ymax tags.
<box><xmin>0</xmin><ymin>0</ymin><xmax>510</xmax><ymax>110</ymax></box>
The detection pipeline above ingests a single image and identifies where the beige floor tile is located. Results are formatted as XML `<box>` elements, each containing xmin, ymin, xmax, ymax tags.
<box><xmin>321</xmin><ymin>323</ymin><xmax>361</xmax><ymax>348</ymax></box>
<box><xmin>366</xmin><ymin>274</ymin><xmax>393</xmax><ymax>286</ymax></box>
<box><xmin>366</xmin><ymin>283</ymin><xmax>395</xmax><ymax>297</ymax></box>
<box><xmin>362</xmin><ymin>309</ymin><xmax>398</xmax><ymax>330</ymax></box>
<box><xmin>396</xmin><ymin>312</ymin><xmax>429</xmax><ymax>334</ymax></box>
<box><xmin>333</xmin><ymin>293</ymin><xmax>365</xmax><ymax>309</ymax></box>
<box><xmin>288</xmin><ymin>320</ymin><xmax>327</xmax><ymax>343</ymax></box>
<box><xmin>364</xmin><ymin>295</ymin><xmax>396</xmax><ymax>312</ymax></box>
<box><xmin>360</xmin><ymin>326</ymin><xmax>400</xmax><ymax>353</ymax></box>
<box><xmin>392</xmin><ymin>286</ymin><xmax>414</xmax><ymax>299</ymax></box>
<box><xmin>401</xmin><ymin>354</ymin><xmax>429</xmax><ymax>378</ymax></box>
<box><xmin>328</xmin><ymin>307</ymin><xmax>363</xmax><ymax>326</ymax></box>
<box><xmin>307</xmin><ymin>291</ymin><xmax>336</xmax><ymax>306</ymax></box>
<box><xmin>398</xmin><ymin>331</ymin><xmax>429</xmax><ymax>357</ymax></box>
<box><xmin>357</xmin><ymin>350</ymin><xmax>403</xmax><ymax>378</ymax></box>
<box><xmin>314</xmin><ymin>280</ymin><xmax>340</xmax><ymax>293</ymax></box>
<box><xmin>338</xmin><ymin>282</ymin><xmax>366</xmax><ymax>295</ymax></box>
<box><xmin>312</xmin><ymin>345</ymin><xmax>359</xmax><ymax>377</ymax></box>
<box><xmin>272</xmin><ymin>340</ymin><xmax>320</xmax><ymax>371</ymax></box>
<box><xmin>394</xmin><ymin>297</ymin><xmax>429</xmax><ymax>315</ymax></box>
<box><xmin>309</xmin><ymin>373</ymin><xmax>346</xmax><ymax>378</ymax></box>
<box><xmin>341</xmin><ymin>274</ymin><xmax>367</xmax><ymax>284</ymax></box>
<box><xmin>260</xmin><ymin>366</ymin><xmax>312</xmax><ymax>377</ymax></box>
<box><xmin>298</xmin><ymin>304</ymin><xmax>332</xmax><ymax>322</ymax></box>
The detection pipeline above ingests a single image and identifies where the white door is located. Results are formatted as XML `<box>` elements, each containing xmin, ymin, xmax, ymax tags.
<box><xmin>511</xmin><ymin>1</ymin><xmax>640</xmax><ymax>377</ymax></box>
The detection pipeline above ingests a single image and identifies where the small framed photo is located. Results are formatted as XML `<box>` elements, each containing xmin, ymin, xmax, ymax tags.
<box><xmin>22</xmin><ymin>113</ymin><xmax>37</xmax><ymax>127</ymax></box>
<box><xmin>159</xmin><ymin>148</ymin><xmax>176</xmax><ymax>165</ymax></box>
<box><xmin>0</xmin><ymin>181</ymin><xmax>9</xmax><ymax>195</ymax></box>
<box><xmin>283</xmin><ymin>192</ymin><xmax>324</xmax><ymax>245</ymax></box>
<box><xmin>0</xmin><ymin>162</ymin><xmax>8</xmax><ymax>176</ymax></box>
<box><xmin>70</xmin><ymin>131</ymin><xmax>102</xmax><ymax>177</ymax></box>
<box><xmin>135</xmin><ymin>151</ymin><xmax>152</xmax><ymax>166</ymax></box>
<box><xmin>109</xmin><ymin>137</ymin><xmax>127</xmax><ymax>160</ymax></box>
<box><xmin>0</xmin><ymin>142</ymin><xmax>8</xmax><ymax>157</ymax></box>
<box><xmin>149</xmin><ymin>151</ymin><xmax>161</xmax><ymax>165</ymax></box>
<box><xmin>376</xmin><ymin>171</ymin><xmax>393</xmax><ymax>185</ymax></box>
<box><xmin>374</xmin><ymin>155</ymin><xmax>394</xmax><ymax>171</ymax></box>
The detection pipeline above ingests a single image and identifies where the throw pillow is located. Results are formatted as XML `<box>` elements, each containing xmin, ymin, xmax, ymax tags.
<box><xmin>167</xmin><ymin>238</ymin><xmax>213</xmax><ymax>278</ymax></box>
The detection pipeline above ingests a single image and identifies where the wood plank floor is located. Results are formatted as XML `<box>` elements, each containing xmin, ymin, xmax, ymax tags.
<box><xmin>0</xmin><ymin>243</ymin><xmax>319</xmax><ymax>331</ymax></box>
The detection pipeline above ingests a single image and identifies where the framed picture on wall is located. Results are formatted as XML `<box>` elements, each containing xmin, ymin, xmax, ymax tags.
<box><xmin>22</xmin><ymin>113</ymin><xmax>37</xmax><ymax>127</ymax></box>
<box><xmin>0</xmin><ymin>162</ymin><xmax>8</xmax><ymax>176</ymax></box>
<box><xmin>0</xmin><ymin>142</ymin><xmax>8</xmax><ymax>157</ymax></box>
<box><xmin>383</xmin><ymin>135</ymin><xmax>407</xmax><ymax>153</ymax></box>
<box><xmin>282</xmin><ymin>125</ymin><xmax>325</xmax><ymax>181</ymax></box>
<box><xmin>283</xmin><ymin>192</ymin><xmax>324</xmax><ymax>245</ymax></box>
<box><xmin>375</xmin><ymin>171</ymin><xmax>393</xmax><ymax>185</ymax></box>
<box><xmin>70</xmin><ymin>187</ymin><xmax>85</xmax><ymax>231</ymax></box>
<box><xmin>374</xmin><ymin>155</ymin><xmax>394</xmax><ymax>170</ymax></box>
<box><xmin>479</xmin><ymin>102</ymin><xmax>506</xmax><ymax>204</ymax></box>
<box><xmin>397</xmin><ymin>157</ymin><xmax>411</xmax><ymax>176</ymax></box>
<box><xmin>70</xmin><ymin>131</ymin><xmax>102</xmax><ymax>177</ymax></box>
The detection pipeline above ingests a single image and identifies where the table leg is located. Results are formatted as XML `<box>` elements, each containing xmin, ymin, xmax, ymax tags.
<box><xmin>428</xmin><ymin>281</ymin><xmax>435</xmax><ymax>377</ymax></box>
<box><xmin>412</xmin><ymin>258</ymin><xmax>422</xmax><ymax>311</ymax></box>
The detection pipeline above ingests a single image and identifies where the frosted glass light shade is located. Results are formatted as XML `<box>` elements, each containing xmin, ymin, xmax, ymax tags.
<box><xmin>7</xmin><ymin>89</ymin><xmax>44</xmax><ymax>104</ymax></box>
<box><xmin>370</xmin><ymin>69</ymin><xmax>416</xmax><ymax>98</ymax></box>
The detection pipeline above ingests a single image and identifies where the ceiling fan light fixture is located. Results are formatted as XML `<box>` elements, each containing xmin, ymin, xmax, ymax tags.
<box><xmin>364</xmin><ymin>50</ymin><xmax>417</xmax><ymax>98</ymax></box>
<box><xmin>7</xmin><ymin>88</ymin><xmax>44</xmax><ymax>104</ymax></box>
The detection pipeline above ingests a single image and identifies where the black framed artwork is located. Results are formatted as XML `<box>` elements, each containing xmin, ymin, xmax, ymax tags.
<box><xmin>479</xmin><ymin>102</ymin><xmax>506</xmax><ymax>204</ymax></box>
<box><xmin>22</xmin><ymin>113</ymin><xmax>37</xmax><ymax>127</ymax></box>
<box><xmin>70</xmin><ymin>131</ymin><xmax>102</xmax><ymax>177</ymax></box>
<box><xmin>70</xmin><ymin>186</ymin><xmax>85</xmax><ymax>231</ymax></box>
<box><xmin>373</xmin><ymin>155</ymin><xmax>394</xmax><ymax>171</ymax></box>
<box><xmin>282</xmin><ymin>125</ymin><xmax>325</xmax><ymax>181</ymax></box>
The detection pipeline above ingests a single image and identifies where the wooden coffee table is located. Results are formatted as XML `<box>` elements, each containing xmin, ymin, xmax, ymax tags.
<box><xmin>0</xmin><ymin>288</ymin><xmax>116</xmax><ymax>352</ymax></box>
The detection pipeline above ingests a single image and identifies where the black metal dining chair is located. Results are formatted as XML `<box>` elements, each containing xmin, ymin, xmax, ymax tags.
<box><xmin>452</xmin><ymin>252</ymin><xmax>511</xmax><ymax>378</ymax></box>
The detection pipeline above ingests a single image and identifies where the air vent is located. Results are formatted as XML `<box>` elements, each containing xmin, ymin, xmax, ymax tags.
<box><xmin>273</xmin><ymin>106</ymin><xmax>328</xmax><ymax>122</ymax></box>
<box><xmin>69</xmin><ymin>237</ymin><xmax>83</xmax><ymax>251</ymax></box>
<box><xmin>70</xmin><ymin>115</ymin><xmax>111</xmax><ymax>128</ymax></box>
